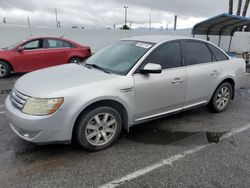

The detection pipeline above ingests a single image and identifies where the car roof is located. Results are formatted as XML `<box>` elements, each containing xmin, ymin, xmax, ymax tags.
<box><xmin>121</xmin><ymin>35</ymin><xmax>200</xmax><ymax>44</ymax></box>
<box><xmin>26</xmin><ymin>36</ymin><xmax>66</xmax><ymax>41</ymax></box>
<box><xmin>22</xmin><ymin>36</ymin><xmax>86</xmax><ymax>48</ymax></box>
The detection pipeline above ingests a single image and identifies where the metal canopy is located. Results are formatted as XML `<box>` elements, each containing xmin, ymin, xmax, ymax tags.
<box><xmin>192</xmin><ymin>13</ymin><xmax>250</xmax><ymax>36</ymax></box>
<box><xmin>192</xmin><ymin>13</ymin><xmax>250</xmax><ymax>52</ymax></box>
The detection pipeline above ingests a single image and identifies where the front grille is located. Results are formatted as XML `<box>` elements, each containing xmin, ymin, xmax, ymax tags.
<box><xmin>10</xmin><ymin>89</ymin><xmax>29</xmax><ymax>110</ymax></box>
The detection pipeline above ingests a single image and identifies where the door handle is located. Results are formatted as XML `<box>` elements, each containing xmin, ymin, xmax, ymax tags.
<box><xmin>210</xmin><ymin>70</ymin><xmax>220</xmax><ymax>76</ymax></box>
<box><xmin>172</xmin><ymin>78</ymin><xmax>183</xmax><ymax>84</ymax></box>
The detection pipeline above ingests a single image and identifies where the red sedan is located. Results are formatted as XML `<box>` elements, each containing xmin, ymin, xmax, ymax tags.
<box><xmin>0</xmin><ymin>36</ymin><xmax>91</xmax><ymax>78</ymax></box>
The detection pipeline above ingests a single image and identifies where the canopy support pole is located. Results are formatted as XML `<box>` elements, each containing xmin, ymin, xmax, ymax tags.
<box><xmin>218</xmin><ymin>35</ymin><xmax>222</xmax><ymax>47</ymax></box>
<box><xmin>228</xmin><ymin>35</ymin><xmax>233</xmax><ymax>52</ymax></box>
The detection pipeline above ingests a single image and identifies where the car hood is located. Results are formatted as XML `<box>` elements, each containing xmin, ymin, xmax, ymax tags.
<box><xmin>15</xmin><ymin>64</ymin><xmax>119</xmax><ymax>98</ymax></box>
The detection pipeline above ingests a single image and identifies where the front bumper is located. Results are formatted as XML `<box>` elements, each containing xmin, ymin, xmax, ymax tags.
<box><xmin>5</xmin><ymin>96</ymin><xmax>72</xmax><ymax>143</ymax></box>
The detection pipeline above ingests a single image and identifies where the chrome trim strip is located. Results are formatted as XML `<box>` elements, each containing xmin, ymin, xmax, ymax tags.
<box><xmin>135</xmin><ymin>108</ymin><xmax>182</xmax><ymax>122</ymax></box>
<box><xmin>182</xmin><ymin>101</ymin><xmax>207</xmax><ymax>109</ymax></box>
<box><xmin>10</xmin><ymin>97</ymin><xmax>23</xmax><ymax>109</ymax></box>
<box><xmin>134</xmin><ymin>100</ymin><xmax>207</xmax><ymax>122</ymax></box>
<box><xmin>10</xmin><ymin>89</ymin><xmax>29</xmax><ymax>110</ymax></box>
<box><xmin>11</xmin><ymin>92</ymin><xmax>25</xmax><ymax>104</ymax></box>
<box><xmin>14</xmin><ymin>89</ymin><xmax>29</xmax><ymax>100</ymax></box>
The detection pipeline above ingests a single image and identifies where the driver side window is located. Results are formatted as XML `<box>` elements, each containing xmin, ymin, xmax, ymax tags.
<box><xmin>145</xmin><ymin>42</ymin><xmax>182</xmax><ymax>69</ymax></box>
<box><xmin>23</xmin><ymin>40</ymin><xmax>42</xmax><ymax>50</ymax></box>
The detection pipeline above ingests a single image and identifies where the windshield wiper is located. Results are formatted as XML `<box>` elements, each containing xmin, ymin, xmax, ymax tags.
<box><xmin>85</xmin><ymin>63</ymin><xmax>111</xmax><ymax>74</ymax></box>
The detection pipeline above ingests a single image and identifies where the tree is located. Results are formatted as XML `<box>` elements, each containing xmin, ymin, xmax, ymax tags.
<box><xmin>121</xmin><ymin>24</ymin><xmax>130</xmax><ymax>30</ymax></box>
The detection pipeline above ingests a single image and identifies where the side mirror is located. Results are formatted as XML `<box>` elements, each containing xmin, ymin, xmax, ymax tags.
<box><xmin>140</xmin><ymin>63</ymin><xmax>162</xmax><ymax>74</ymax></box>
<box><xmin>17</xmin><ymin>46</ymin><xmax>24</xmax><ymax>52</ymax></box>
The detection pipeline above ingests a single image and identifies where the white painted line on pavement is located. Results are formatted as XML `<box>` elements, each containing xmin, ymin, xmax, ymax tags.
<box><xmin>0</xmin><ymin>111</ymin><xmax>6</xmax><ymax>114</ymax></box>
<box><xmin>99</xmin><ymin>123</ymin><xmax>250</xmax><ymax>188</ymax></box>
<box><xmin>99</xmin><ymin>145</ymin><xmax>208</xmax><ymax>188</ymax></box>
<box><xmin>220</xmin><ymin>123</ymin><xmax>250</xmax><ymax>140</ymax></box>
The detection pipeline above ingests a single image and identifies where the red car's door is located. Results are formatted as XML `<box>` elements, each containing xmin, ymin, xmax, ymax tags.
<box><xmin>14</xmin><ymin>39</ymin><xmax>47</xmax><ymax>72</ymax></box>
<box><xmin>42</xmin><ymin>39</ymin><xmax>70</xmax><ymax>66</ymax></box>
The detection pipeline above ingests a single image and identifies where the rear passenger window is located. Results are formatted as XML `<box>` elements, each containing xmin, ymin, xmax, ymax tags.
<box><xmin>145</xmin><ymin>42</ymin><xmax>182</xmax><ymax>69</ymax></box>
<box><xmin>208</xmin><ymin>44</ymin><xmax>228</xmax><ymax>61</ymax></box>
<box><xmin>183</xmin><ymin>41</ymin><xmax>212</xmax><ymax>65</ymax></box>
<box><xmin>63</xmin><ymin>41</ymin><xmax>73</xmax><ymax>48</ymax></box>
<box><xmin>45</xmin><ymin>39</ymin><xmax>73</xmax><ymax>48</ymax></box>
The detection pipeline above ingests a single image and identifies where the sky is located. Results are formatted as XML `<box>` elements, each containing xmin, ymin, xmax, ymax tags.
<box><xmin>0</xmin><ymin>0</ymin><xmax>248</xmax><ymax>29</ymax></box>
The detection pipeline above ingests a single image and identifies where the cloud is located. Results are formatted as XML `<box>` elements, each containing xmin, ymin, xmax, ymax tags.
<box><xmin>0</xmin><ymin>0</ymin><xmax>245</xmax><ymax>29</ymax></box>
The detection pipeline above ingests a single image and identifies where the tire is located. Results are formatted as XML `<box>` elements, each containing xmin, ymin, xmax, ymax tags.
<box><xmin>75</xmin><ymin>106</ymin><xmax>122</xmax><ymax>151</ymax></box>
<box><xmin>0</xmin><ymin>61</ymin><xmax>11</xmax><ymax>78</ymax></box>
<box><xmin>68</xmin><ymin>57</ymin><xmax>83</xmax><ymax>64</ymax></box>
<box><xmin>208</xmin><ymin>82</ymin><xmax>233</xmax><ymax>113</ymax></box>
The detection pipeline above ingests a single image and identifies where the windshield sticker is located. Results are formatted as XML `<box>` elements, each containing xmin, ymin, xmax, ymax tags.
<box><xmin>135</xmin><ymin>42</ymin><xmax>152</xmax><ymax>49</ymax></box>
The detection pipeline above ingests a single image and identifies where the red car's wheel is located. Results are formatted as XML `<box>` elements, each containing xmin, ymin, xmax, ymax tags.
<box><xmin>69</xmin><ymin>57</ymin><xmax>83</xmax><ymax>64</ymax></box>
<box><xmin>0</xmin><ymin>61</ymin><xmax>11</xmax><ymax>78</ymax></box>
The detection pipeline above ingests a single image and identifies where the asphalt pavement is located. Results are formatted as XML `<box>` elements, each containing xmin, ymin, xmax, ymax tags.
<box><xmin>0</xmin><ymin>71</ymin><xmax>250</xmax><ymax>188</ymax></box>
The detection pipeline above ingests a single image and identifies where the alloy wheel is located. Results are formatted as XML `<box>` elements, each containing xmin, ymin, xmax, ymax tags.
<box><xmin>70</xmin><ymin>58</ymin><xmax>82</xmax><ymax>64</ymax></box>
<box><xmin>0</xmin><ymin>64</ymin><xmax>6</xmax><ymax>77</ymax></box>
<box><xmin>216</xmin><ymin>86</ymin><xmax>230</xmax><ymax>109</ymax></box>
<box><xmin>85</xmin><ymin>113</ymin><xmax>117</xmax><ymax>146</ymax></box>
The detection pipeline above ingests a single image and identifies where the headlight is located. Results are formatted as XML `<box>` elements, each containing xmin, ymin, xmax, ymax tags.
<box><xmin>22</xmin><ymin>97</ymin><xmax>64</xmax><ymax>116</ymax></box>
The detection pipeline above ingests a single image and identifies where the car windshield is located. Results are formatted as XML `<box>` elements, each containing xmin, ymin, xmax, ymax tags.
<box><xmin>85</xmin><ymin>40</ymin><xmax>154</xmax><ymax>75</ymax></box>
<box><xmin>3</xmin><ymin>40</ymin><xmax>26</xmax><ymax>50</ymax></box>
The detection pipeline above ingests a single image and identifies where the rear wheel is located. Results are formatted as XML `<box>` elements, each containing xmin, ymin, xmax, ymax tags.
<box><xmin>208</xmin><ymin>82</ymin><xmax>233</xmax><ymax>113</ymax></box>
<box><xmin>0</xmin><ymin>61</ymin><xmax>11</xmax><ymax>78</ymax></box>
<box><xmin>69</xmin><ymin>57</ymin><xmax>83</xmax><ymax>64</ymax></box>
<box><xmin>75</xmin><ymin>106</ymin><xmax>122</xmax><ymax>151</ymax></box>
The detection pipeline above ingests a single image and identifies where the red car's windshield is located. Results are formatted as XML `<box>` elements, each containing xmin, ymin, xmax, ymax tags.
<box><xmin>3</xmin><ymin>40</ymin><xmax>26</xmax><ymax>50</ymax></box>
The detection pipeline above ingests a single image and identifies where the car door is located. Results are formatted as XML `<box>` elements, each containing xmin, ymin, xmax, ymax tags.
<box><xmin>182</xmin><ymin>40</ymin><xmax>222</xmax><ymax>108</ymax></box>
<box><xmin>42</xmin><ymin>39</ymin><xmax>70</xmax><ymax>67</ymax></box>
<box><xmin>133</xmin><ymin>41</ymin><xmax>188</xmax><ymax>121</ymax></box>
<box><xmin>14</xmin><ymin>39</ymin><xmax>45</xmax><ymax>71</ymax></box>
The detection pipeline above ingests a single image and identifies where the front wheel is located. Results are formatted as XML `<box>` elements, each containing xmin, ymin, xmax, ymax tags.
<box><xmin>0</xmin><ymin>61</ymin><xmax>11</xmax><ymax>78</ymax></box>
<box><xmin>75</xmin><ymin>106</ymin><xmax>122</xmax><ymax>151</ymax></box>
<box><xmin>208</xmin><ymin>82</ymin><xmax>233</xmax><ymax>113</ymax></box>
<box><xmin>68</xmin><ymin>57</ymin><xmax>83</xmax><ymax>64</ymax></box>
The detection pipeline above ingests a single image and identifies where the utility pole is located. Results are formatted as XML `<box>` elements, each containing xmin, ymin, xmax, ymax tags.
<box><xmin>174</xmin><ymin>15</ymin><xmax>177</xmax><ymax>31</ymax></box>
<box><xmin>124</xmin><ymin>6</ymin><xmax>128</xmax><ymax>26</ymax></box>
<box><xmin>55</xmin><ymin>8</ymin><xmax>59</xmax><ymax>28</ymax></box>
<box><xmin>27</xmin><ymin>17</ymin><xmax>32</xmax><ymax>36</ymax></box>
<box><xmin>149</xmin><ymin>14</ymin><xmax>151</xmax><ymax>30</ymax></box>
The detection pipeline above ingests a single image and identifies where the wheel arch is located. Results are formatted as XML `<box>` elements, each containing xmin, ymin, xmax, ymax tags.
<box><xmin>72</xmin><ymin>99</ymin><xmax>129</xmax><ymax>140</ymax></box>
<box><xmin>0</xmin><ymin>59</ymin><xmax>14</xmax><ymax>71</ymax></box>
<box><xmin>211</xmin><ymin>77</ymin><xmax>235</xmax><ymax>101</ymax></box>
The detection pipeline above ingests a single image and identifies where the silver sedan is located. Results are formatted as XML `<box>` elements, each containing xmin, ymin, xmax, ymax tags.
<box><xmin>5</xmin><ymin>35</ymin><xmax>246</xmax><ymax>151</ymax></box>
